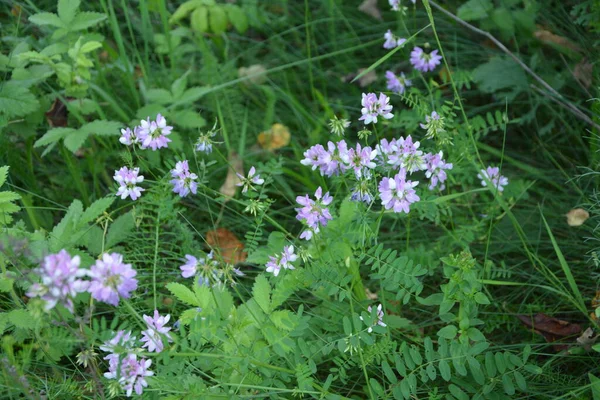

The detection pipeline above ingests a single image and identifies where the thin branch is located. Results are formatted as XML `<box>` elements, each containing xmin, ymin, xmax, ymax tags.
<box><xmin>429</xmin><ymin>0</ymin><xmax>600</xmax><ymax>132</ymax></box>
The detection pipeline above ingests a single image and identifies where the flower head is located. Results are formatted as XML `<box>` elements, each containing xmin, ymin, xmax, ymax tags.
<box><xmin>383</xmin><ymin>30</ymin><xmax>407</xmax><ymax>50</ymax></box>
<box><xmin>141</xmin><ymin>310</ymin><xmax>172</xmax><ymax>353</ymax></box>
<box><xmin>119</xmin><ymin>127</ymin><xmax>141</xmax><ymax>146</ymax></box>
<box><xmin>300</xmin><ymin>141</ymin><xmax>350</xmax><ymax>177</ymax></box>
<box><xmin>26</xmin><ymin>250</ymin><xmax>88</xmax><ymax>312</ymax></box>
<box><xmin>296</xmin><ymin>187</ymin><xmax>333</xmax><ymax>240</ymax></box>
<box><xmin>378</xmin><ymin>169</ymin><xmax>420</xmax><ymax>213</ymax></box>
<box><xmin>179</xmin><ymin>252</ymin><xmax>221</xmax><ymax>287</ymax></box>
<box><xmin>477</xmin><ymin>166</ymin><xmax>508</xmax><ymax>192</ymax></box>
<box><xmin>328</xmin><ymin>116</ymin><xmax>351</xmax><ymax>137</ymax></box>
<box><xmin>420</xmin><ymin>111</ymin><xmax>446</xmax><ymax>139</ymax></box>
<box><xmin>236</xmin><ymin>166</ymin><xmax>265</xmax><ymax>194</ymax></box>
<box><xmin>424</xmin><ymin>151</ymin><xmax>453</xmax><ymax>190</ymax></box>
<box><xmin>195</xmin><ymin>122</ymin><xmax>219</xmax><ymax>154</ymax></box>
<box><xmin>359</xmin><ymin>93</ymin><xmax>394</xmax><ymax>125</ymax></box>
<box><xmin>347</xmin><ymin>143</ymin><xmax>377</xmax><ymax>179</ymax></box>
<box><xmin>88</xmin><ymin>253</ymin><xmax>138</xmax><ymax>306</ymax></box>
<box><xmin>266</xmin><ymin>245</ymin><xmax>298</xmax><ymax>277</ymax></box>
<box><xmin>360</xmin><ymin>304</ymin><xmax>387</xmax><ymax>333</ymax></box>
<box><xmin>351</xmin><ymin>179</ymin><xmax>374</xmax><ymax>204</ymax></box>
<box><xmin>170</xmin><ymin>160</ymin><xmax>198</xmax><ymax>198</ymax></box>
<box><xmin>410</xmin><ymin>47</ymin><xmax>442</xmax><ymax>73</ymax></box>
<box><xmin>114</xmin><ymin>167</ymin><xmax>145</xmax><ymax>201</ymax></box>
<box><xmin>138</xmin><ymin>114</ymin><xmax>172</xmax><ymax>151</ymax></box>
<box><xmin>110</xmin><ymin>354</ymin><xmax>153</xmax><ymax>397</ymax></box>
<box><xmin>385</xmin><ymin>71</ymin><xmax>412</xmax><ymax>95</ymax></box>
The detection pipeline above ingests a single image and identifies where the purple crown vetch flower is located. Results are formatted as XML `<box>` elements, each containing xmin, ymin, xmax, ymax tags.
<box><xmin>478</xmin><ymin>166</ymin><xmax>509</xmax><ymax>192</ymax></box>
<box><xmin>383</xmin><ymin>30</ymin><xmax>407</xmax><ymax>49</ymax></box>
<box><xmin>179</xmin><ymin>252</ymin><xmax>221</xmax><ymax>287</ymax></box>
<box><xmin>424</xmin><ymin>151</ymin><xmax>453</xmax><ymax>190</ymax></box>
<box><xmin>114</xmin><ymin>167</ymin><xmax>145</xmax><ymax>201</ymax></box>
<box><xmin>141</xmin><ymin>310</ymin><xmax>173</xmax><ymax>353</ymax></box>
<box><xmin>378</xmin><ymin>169</ymin><xmax>420</xmax><ymax>214</ymax></box>
<box><xmin>26</xmin><ymin>250</ymin><xmax>89</xmax><ymax>312</ymax></box>
<box><xmin>296</xmin><ymin>187</ymin><xmax>333</xmax><ymax>240</ymax></box>
<box><xmin>359</xmin><ymin>93</ymin><xmax>394</xmax><ymax>125</ymax></box>
<box><xmin>119</xmin><ymin>127</ymin><xmax>141</xmax><ymax>146</ymax></box>
<box><xmin>360</xmin><ymin>304</ymin><xmax>387</xmax><ymax>333</ymax></box>
<box><xmin>170</xmin><ymin>160</ymin><xmax>198</xmax><ymax>198</ymax></box>
<box><xmin>410</xmin><ymin>47</ymin><xmax>442</xmax><ymax>72</ymax></box>
<box><xmin>385</xmin><ymin>71</ymin><xmax>412</xmax><ymax>95</ymax></box>
<box><xmin>347</xmin><ymin>143</ymin><xmax>377</xmax><ymax>179</ymax></box>
<box><xmin>88</xmin><ymin>253</ymin><xmax>138</xmax><ymax>306</ymax></box>
<box><xmin>138</xmin><ymin>114</ymin><xmax>172</xmax><ymax>151</ymax></box>
<box><xmin>236</xmin><ymin>166</ymin><xmax>265</xmax><ymax>194</ymax></box>
<box><xmin>300</xmin><ymin>141</ymin><xmax>350</xmax><ymax>177</ymax></box>
<box><xmin>265</xmin><ymin>245</ymin><xmax>298</xmax><ymax>277</ymax></box>
<box><xmin>108</xmin><ymin>353</ymin><xmax>153</xmax><ymax>397</ymax></box>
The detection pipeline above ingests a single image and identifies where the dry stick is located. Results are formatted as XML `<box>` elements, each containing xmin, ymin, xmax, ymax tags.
<box><xmin>428</xmin><ymin>0</ymin><xmax>600</xmax><ymax>132</ymax></box>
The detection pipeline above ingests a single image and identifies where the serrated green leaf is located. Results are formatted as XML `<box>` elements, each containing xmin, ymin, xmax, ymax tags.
<box><xmin>63</xmin><ymin>131</ymin><xmax>89</xmax><ymax>153</ymax></box>
<box><xmin>79</xmin><ymin>120</ymin><xmax>122</xmax><ymax>136</ymax></box>
<box><xmin>166</xmin><ymin>283</ymin><xmax>199</xmax><ymax>306</ymax></box>
<box><xmin>253</xmin><ymin>274</ymin><xmax>271</xmax><ymax>313</ymax></box>
<box><xmin>8</xmin><ymin>309</ymin><xmax>36</xmax><ymax>329</ymax></box>
<box><xmin>0</xmin><ymin>277</ymin><xmax>14</xmax><ymax>293</ymax></box>
<box><xmin>80</xmin><ymin>197</ymin><xmax>114</xmax><ymax>225</ymax></box>
<box><xmin>472</xmin><ymin>57</ymin><xmax>528</xmax><ymax>93</ymax></box>
<box><xmin>0</xmin><ymin>166</ymin><xmax>8</xmax><ymax>187</ymax></box>
<box><xmin>270</xmin><ymin>310</ymin><xmax>296</xmax><ymax>331</ymax></box>
<box><xmin>457</xmin><ymin>0</ymin><xmax>493</xmax><ymax>21</ymax></box>
<box><xmin>0</xmin><ymin>84</ymin><xmax>40</xmax><ymax>118</ymax></box>
<box><xmin>171</xmin><ymin>110</ymin><xmax>206</xmax><ymax>129</ymax></box>
<box><xmin>29</xmin><ymin>12</ymin><xmax>65</xmax><ymax>28</ymax></box>
<box><xmin>70</xmin><ymin>12</ymin><xmax>107</xmax><ymax>31</ymax></box>
<box><xmin>58</xmin><ymin>0</ymin><xmax>80</xmax><ymax>24</ymax></box>
<box><xmin>0</xmin><ymin>192</ymin><xmax>21</xmax><ymax>203</ymax></box>
<box><xmin>80</xmin><ymin>41</ymin><xmax>102</xmax><ymax>53</ymax></box>
<box><xmin>146</xmin><ymin>89</ymin><xmax>173</xmax><ymax>105</ymax></box>
<box><xmin>35</xmin><ymin>128</ymin><xmax>76</xmax><ymax>148</ymax></box>
<box><xmin>169</xmin><ymin>0</ymin><xmax>204</xmax><ymax>24</ymax></box>
<box><xmin>105</xmin><ymin>212</ymin><xmax>135</xmax><ymax>248</ymax></box>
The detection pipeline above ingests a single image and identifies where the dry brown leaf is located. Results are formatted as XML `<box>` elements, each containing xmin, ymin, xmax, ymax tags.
<box><xmin>365</xmin><ymin>288</ymin><xmax>379</xmax><ymax>300</ymax></box>
<box><xmin>46</xmin><ymin>98</ymin><xmax>69</xmax><ymax>127</ymax></box>
<box><xmin>533</xmin><ymin>29</ymin><xmax>582</xmax><ymax>53</ymax></box>
<box><xmin>517</xmin><ymin>313</ymin><xmax>582</xmax><ymax>351</ymax></box>
<box><xmin>257</xmin><ymin>123</ymin><xmax>291</xmax><ymax>151</ymax></box>
<box><xmin>358</xmin><ymin>0</ymin><xmax>382</xmax><ymax>21</ymax></box>
<box><xmin>219</xmin><ymin>152</ymin><xmax>243</xmax><ymax>200</ymax></box>
<box><xmin>574</xmin><ymin>59</ymin><xmax>593</xmax><ymax>89</ymax></box>
<box><xmin>238</xmin><ymin>64</ymin><xmax>268</xmax><ymax>85</ymax></box>
<box><xmin>206</xmin><ymin>228</ymin><xmax>247</xmax><ymax>264</ymax></box>
<box><xmin>342</xmin><ymin>68</ymin><xmax>378</xmax><ymax>88</ymax></box>
<box><xmin>566</xmin><ymin>208</ymin><xmax>589</xmax><ymax>227</ymax></box>
<box><xmin>576</xmin><ymin>327</ymin><xmax>597</xmax><ymax>351</ymax></box>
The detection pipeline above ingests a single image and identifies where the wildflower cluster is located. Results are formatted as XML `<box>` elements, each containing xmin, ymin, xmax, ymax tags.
<box><xmin>478</xmin><ymin>166</ymin><xmax>509</xmax><ymax>192</ymax></box>
<box><xmin>295</xmin><ymin>187</ymin><xmax>333</xmax><ymax>240</ymax></box>
<box><xmin>99</xmin><ymin>309</ymin><xmax>170</xmax><ymax>398</ymax></box>
<box><xmin>27</xmin><ymin>250</ymin><xmax>138</xmax><ymax>311</ymax></box>
<box><xmin>265</xmin><ymin>245</ymin><xmax>298</xmax><ymax>277</ymax></box>
<box><xmin>180</xmin><ymin>251</ymin><xmax>244</xmax><ymax>287</ymax></box>
<box><xmin>170</xmin><ymin>160</ymin><xmax>198</xmax><ymax>198</ymax></box>
<box><xmin>120</xmin><ymin>114</ymin><xmax>172</xmax><ymax>151</ymax></box>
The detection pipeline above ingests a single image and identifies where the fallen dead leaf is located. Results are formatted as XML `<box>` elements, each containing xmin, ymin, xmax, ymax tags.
<box><xmin>534</xmin><ymin>29</ymin><xmax>582</xmax><ymax>53</ymax></box>
<box><xmin>206</xmin><ymin>228</ymin><xmax>247</xmax><ymax>264</ymax></box>
<box><xmin>46</xmin><ymin>98</ymin><xmax>69</xmax><ymax>127</ymax></box>
<box><xmin>219</xmin><ymin>152</ymin><xmax>243</xmax><ymax>200</ymax></box>
<box><xmin>358</xmin><ymin>0</ymin><xmax>382</xmax><ymax>21</ymax></box>
<box><xmin>342</xmin><ymin>68</ymin><xmax>378</xmax><ymax>88</ymax></box>
<box><xmin>517</xmin><ymin>313</ymin><xmax>582</xmax><ymax>351</ymax></box>
<box><xmin>576</xmin><ymin>327</ymin><xmax>597</xmax><ymax>351</ymax></box>
<box><xmin>238</xmin><ymin>64</ymin><xmax>268</xmax><ymax>85</ymax></box>
<box><xmin>574</xmin><ymin>59</ymin><xmax>593</xmax><ymax>89</ymax></box>
<box><xmin>365</xmin><ymin>288</ymin><xmax>378</xmax><ymax>300</ymax></box>
<box><xmin>566</xmin><ymin>208</ymin><xmax>589</xmax><ymax>227</ymax></box>
<box><xmin>257</xmin><ymin>123</ymin><xmax>291</xmax><ymax>151</ymax></box>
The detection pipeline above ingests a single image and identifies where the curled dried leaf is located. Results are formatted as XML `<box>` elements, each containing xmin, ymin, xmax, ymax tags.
<box><xmin>358</xmin><ymin>0</ymin><xmax>382</xmax><ymax>20</ymax></box>
<box><xmin>342</xmin><ymin>68</ymin><xmax>378</xmax><ymax>88</ymax></box>
<box><xmin>566</xmin><ymin>208</ymin><xmax>589</xmax><ymax>227</ymax></box>
<box><xmin>238</xmin><ymin>64</ymin><xmax>268</xmax><ymax>85</ymax></box>
<box><xmin>576</xmin><ymin>327</ymin><xmax>597</xmax><ymax>351</ymax></box>
<box><xmin>257</xmin><ymin>123</ymin><xmax>291</xmax><ymax>151</ymax></box>
<box><xmin>517</xmin><ymin>313</ymin><xmax>582</xmax><ymax>351</ymax></box>
<box><xmin>534</xmin><ymin>29</ymin><xmax>582</xmax><ymax>53</ymax></box>
<box><xmin>206</xmin><ymin>228</ymin><xmax>247</xmax><ymax>264</ymax></box>
<box><xmin>219</xmin><ymin>152</ymin><xmax>243</xmax><ymax>200</ymax></box>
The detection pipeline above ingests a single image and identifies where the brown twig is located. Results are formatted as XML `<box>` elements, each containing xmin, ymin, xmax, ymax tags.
<box><xmin>429</xmin><ymin>0</ymin><xmax>600</xmax><ymax>132</ymax></box>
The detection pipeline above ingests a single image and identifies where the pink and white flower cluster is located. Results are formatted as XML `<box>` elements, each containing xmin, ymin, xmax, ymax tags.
<box><xmin>120</xmin><ymin>114</ymin><xmax>172</xmax><ymax>151</ymax></box>
<box><xmin>100</xmin><ymin>309</ymin><xmax>171</xmax><ymax>397</ymax></box>
<box><xmin>27</xmin><ymin>250</ymin><xmax>138</xmax><ymax>311</ymax></box>
<box><xmin>266</xmin><ymin>245</ymin><xmax>298</xmax><ymax>277</ymax></box>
